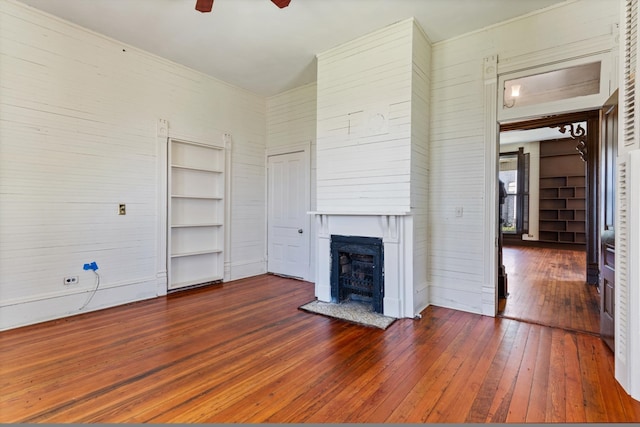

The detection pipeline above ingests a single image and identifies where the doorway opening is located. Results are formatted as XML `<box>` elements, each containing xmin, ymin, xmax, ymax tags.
<box><xmin>496</xmin><ymin>110</ymin><xmax>601</xmax><ymax>335</ymax></box>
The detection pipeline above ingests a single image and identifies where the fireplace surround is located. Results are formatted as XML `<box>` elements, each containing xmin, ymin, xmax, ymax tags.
<box><xmin>313</xmin><ymin>212</ymin><xmax>417</xmax><ymax>319</ymax></box>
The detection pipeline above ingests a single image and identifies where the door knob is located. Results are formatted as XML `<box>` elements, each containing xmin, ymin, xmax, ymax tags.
<box><xmin>298</xmin><ymin>229</ymin><xmax>303</xmax><ymax>234</ymax></box>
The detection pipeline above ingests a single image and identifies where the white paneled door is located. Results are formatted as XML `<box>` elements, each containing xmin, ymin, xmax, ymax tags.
<box><xmin>267</xmin><ymin>151</ymin><xmax>308</xmax><ymax>279</ymax></box>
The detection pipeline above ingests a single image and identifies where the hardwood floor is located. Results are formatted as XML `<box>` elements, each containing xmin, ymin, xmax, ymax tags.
<box><xmin>499</xmin><ymin>245</ymin><xmax>600</xmax><ymax>334</ymax></box>
<box><xmin>2</xmin><ymin>273</ymin><xmax>639</xmax><ymax>423</ymax></box>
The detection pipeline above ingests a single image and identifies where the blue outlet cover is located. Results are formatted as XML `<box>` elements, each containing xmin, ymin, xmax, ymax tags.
<box><xmin>83</xmin><ymin>262</ymin><xmax>99</xmax><ymax>271</ymax></box>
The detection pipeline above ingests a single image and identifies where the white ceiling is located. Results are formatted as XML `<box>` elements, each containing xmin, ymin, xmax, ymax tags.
<box><xmin>16</xmin><ymin>0</ymin><xmax>567</xmax><ymax>97</ymax></box>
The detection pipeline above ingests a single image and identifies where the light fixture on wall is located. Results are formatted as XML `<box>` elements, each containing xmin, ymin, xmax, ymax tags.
<box><xmin>503</xmin><ymin>84</ymin><xmax>521</xmax><ymax>108</ymax></box>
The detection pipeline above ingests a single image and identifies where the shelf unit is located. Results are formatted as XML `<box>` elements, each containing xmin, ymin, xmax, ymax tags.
<box><xmin>538</xmin><ymin>139</ymin><xmax>586</xmax><ymax>245</ymax></box>
<box><xmin>539</xmin><ymin>175</ymin><xmax>586</xmax><ymax>244</ymax></box>
<box><xmin>168</xmin><ymin>139</ymin><xmax>225</xmax><ymax>290</ymax></box>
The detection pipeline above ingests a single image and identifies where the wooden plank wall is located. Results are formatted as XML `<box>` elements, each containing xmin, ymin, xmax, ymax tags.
<box><xmin>315</xmin><ymin>19</ymin><xmax>413</xmax><ymax>214</ymax></box>
<box><xmin>0</xmin><ymin>0</ymin><xmax>267</xmax><ymax>330</ymax></box>
<box><xmin>410</xmin><ymin>20</ymin><xmax>432</xmax><ymax>313</ymax></box>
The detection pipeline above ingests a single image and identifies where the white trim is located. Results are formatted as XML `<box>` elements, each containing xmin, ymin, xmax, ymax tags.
<box><xmin>223</xmin><ymin>133</ymin><xmax>233</xmax><ymax>282</ymax></box>
<box><xmin>156</xmin><ymin>119</ymin><xmax>169</xmax><ymax>296</ymax></box>
<box><xmin>483</xmin><ymin>55</ymin><xmax>499</xmax><ymax>316</ymax></box>
<box><xmin>0</xmin><ymin>275</ymin><xmax>158</xmax><ymax>308</ymax></box>
<box><xmin>168</xmin><ymin>135</ymin><xmax>226</xmax><ymax>150</ymax></box>
<box><xmin>623</xmin><ymin>149</ymin><xmax>640</xmax><ymax>399</ymax></box>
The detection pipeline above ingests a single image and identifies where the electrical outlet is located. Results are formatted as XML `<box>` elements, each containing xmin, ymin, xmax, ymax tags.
<box><xmin>118</xmin><ymin>203</ymin><xmax>126</xmax><ymax>215</ymax></box>
<box><xmin>64</xmin><ymin>276</ymin><xmax>79</xmax><ymax>285</ymax></box>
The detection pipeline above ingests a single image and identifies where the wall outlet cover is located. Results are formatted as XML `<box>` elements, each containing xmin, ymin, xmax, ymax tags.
<box><xmin>64</xmin><ymin>276</ymin><xmax>79</xmax><ymax>285</ymax></box>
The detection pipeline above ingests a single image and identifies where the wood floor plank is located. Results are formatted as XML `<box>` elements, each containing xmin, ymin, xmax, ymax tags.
<box><xmin>546</xmin><ymin>329</ymin><xmax>567</xmax><ymax>422</ymax></box>
<box><xmin>335</xmin><ymin>317</ymin><xmax>450</xmax><ymax>423</ymax></box>
<box><xmin>525</xmin><ymin>326</ymin><xmax>553</xmax><ymax>422</ymax></box>
<box><xmin>501</xmin><ymin>245</ymin><xmax>600</xmax><ymax>334</ymax></box>
<box><xmin>563</xmin><ymin>332</ymin><xmax>587</xmax><ymax>422</ymax></box>
<box><xmin>485</xmin><ymin>321</ymin><xmax>532</xmax><ymax>422</ymax></box>
<box><xmin>423</xmin><ymin>318</ymin><xmax>510</xmax><ymax>423</ymax></box>
<box><xmin>303</xmin><ymin>309</ymin><xmax>464</xmax><ymax>423</ymax></box>
<box><xmin>380</xmin><ymin>311</ymin><xmax>480</xmax><ymax>422</ymax></box>
<box><xmin>299</xmin><ymin>320</ymin><xmax>421</xmax><ymax>423</ymax></box>
<box><xmin>505</xmin><ymin>325</ymin><xmax>541</xmax><ymax>422</ymax></box>
<box><xmin>343</xmin><ymin>309</ymin><xmax>467</xmax><ymax>423</ymax></box>
<box><xmin>465</xmin><ymin>320</ymin><xmax>521</xmax><ymax>422</ymax></box>
<box><xmin>592</xmin><ymin>334</ymin><xmax>631</xmax><ymax>422</ymax></box>
<box><xmin>577</xmin><ymin>334</ymin><xmax>609</xmax><ymax>422</ymax></box>
<box><xmin>1</xmin><ymin>273</ymin><xmax>639</xmax><ymax>423</ymax></box>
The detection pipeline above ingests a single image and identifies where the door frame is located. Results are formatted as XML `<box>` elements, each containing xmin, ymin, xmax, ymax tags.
<box><xmin>265</xmin><ymin>142</ymin><xmax>312</xmax><ymax>281</ymax></box>
<box><xmin>499</xmin><ymin>110</ymin><xmax>601</xmax><ymax>280</ymax></box>
<box><xmin>484</xmin><ymin>51</ymin><xmax>615</xmax><ymax>316</ymax></box>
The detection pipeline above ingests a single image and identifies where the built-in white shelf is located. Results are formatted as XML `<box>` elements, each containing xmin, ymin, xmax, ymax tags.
<box><xmin>170</xmin><ymin>164</ymin><xmax>223</xmax><ymax>173</ymax></box>
<box><xmin>171</xmin><ymin>223</ymin><xmax>223</xmax><ymax>228</ymax></box>
<box><xmin>168</xmin><ymin>139</ymin><xmax>225</xmax><ymax>291</ymax></box>
<box><xmin>170</xmin><ymin>195</ymin><xmax>223</xmax><ymax>200</ymax></box>
<box><xmin>171</xmin><ymin>249</ymin><xmax>223</xmax><ymax>258</ymax></box>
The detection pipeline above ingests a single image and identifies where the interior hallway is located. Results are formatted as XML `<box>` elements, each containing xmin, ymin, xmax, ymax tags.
<box><xmin>499</xmin><ymin>245</ymin><xmax>600</xmax><ymax>335</ymax></box>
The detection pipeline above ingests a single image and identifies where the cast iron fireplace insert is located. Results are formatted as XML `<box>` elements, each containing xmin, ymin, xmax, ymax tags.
<box><xmin>330</xmin><ymin>235</ymin><xmax>384</xmax><ymax>313</ymax></box>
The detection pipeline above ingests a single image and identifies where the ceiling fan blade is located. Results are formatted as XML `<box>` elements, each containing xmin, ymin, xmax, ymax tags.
<box><xmin>271</xmin><ymin>0</ymin><xmax>291</xmax><ymax>8</ymax></box>
<box><xmin>195</xmin><ymin>0</ymin><xmax>214</xmax><ymax>13</ymax></box>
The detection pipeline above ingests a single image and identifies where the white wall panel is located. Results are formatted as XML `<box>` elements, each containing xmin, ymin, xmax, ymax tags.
<box><xmin>316</xmin><ymin>19</ymin><xmax>413</xmax><ymax>213</ymax></box>
<box><xmin>0</xmin><ymin>0</ymin><xmax>266</xmax><ymax>330</ymax></box>
<box><xmin>410</xmin><ymin>21</ymin><xmax>432</xmax><ymax>314</ymax></box>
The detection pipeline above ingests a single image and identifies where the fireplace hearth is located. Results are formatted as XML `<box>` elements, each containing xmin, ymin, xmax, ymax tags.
<box><xmin>330</xmin><ymin>235</ymin><xmax>384</xmax><ymax>313</ymax></box>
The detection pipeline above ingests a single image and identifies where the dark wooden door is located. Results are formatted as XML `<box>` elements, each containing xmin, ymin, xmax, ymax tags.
<box><xmin>600</xmin><ymin>89</ymin><xmax>618</xmax><ymax>351</ymax></box>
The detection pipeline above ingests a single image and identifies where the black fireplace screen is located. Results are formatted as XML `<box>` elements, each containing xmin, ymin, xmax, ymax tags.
<box><xmin>330</xmin><ymin>235</ymin><xmax>384</xmax><ymax>313</ymax></box>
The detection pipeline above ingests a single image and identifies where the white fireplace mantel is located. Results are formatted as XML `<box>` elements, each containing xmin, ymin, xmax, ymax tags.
<box><xmin>312</xmin><ymin>212</ymin><xmax>415</xmax><ymax>319</ymax></box>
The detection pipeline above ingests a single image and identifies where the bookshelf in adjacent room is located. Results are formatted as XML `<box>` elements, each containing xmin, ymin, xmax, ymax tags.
<box><xmin>538</xmin><ymin>138</ymin><xmax>586</xmax><ymax>246</ymax></box>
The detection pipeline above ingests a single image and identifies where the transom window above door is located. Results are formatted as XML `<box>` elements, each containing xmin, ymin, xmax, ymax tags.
<box><xmin>498</xmin><ymin>53</ymin><xmax>611</xmax><ymax>121</ymax></box>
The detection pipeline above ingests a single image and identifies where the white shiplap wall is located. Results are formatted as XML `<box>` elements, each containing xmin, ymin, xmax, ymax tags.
<box><xmin>316</xmin><ymin>19</ymin><xmax>413</xmax><ymax>214</ymax></box>
<box><xmin>266</xmin><ymin>83</ymin><xmax>317</xmax><ymax>281</ymax></box>
<box><xmin>313</xmin><ymin>18</ymin><xmax>432</xmax><ymax>317</ymax></box>
<box><xmin>410</xmin><ymin>21</ymin><xmax>432</xmax><ymax>314</ymax></box>
<box><xmin>267</xmin><ymin>83</ymin><xmax>317</xmax><ymax>152</ymax></box>
<box><xmin>0</xmin><ymin>0</ymin><xmax>266</xmax><ymax>330</ymax></box>
<box><xmin>429</xmin><ymin>0</ymin><xmax>619</xmax><ymax>314</ymax></box>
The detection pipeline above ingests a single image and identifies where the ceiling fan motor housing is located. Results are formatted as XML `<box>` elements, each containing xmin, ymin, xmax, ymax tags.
<box><xmin>195</xmin><ymin>0</ymin><xmax>291</xmax><ymax>13</ymax></box>
<box><xmin>195</xmin><ymin>0</ymin><xmax>214</xmax><ymax>13</ymax></box>
<box><xmin>271</xmin><ymin>0</ymin><xmax>291</xmax><ymax>8</ymax></box>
